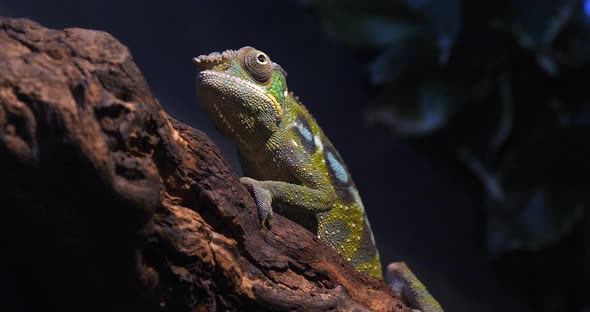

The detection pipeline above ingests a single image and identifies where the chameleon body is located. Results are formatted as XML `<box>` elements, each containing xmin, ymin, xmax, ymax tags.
<box><xmin>193</xmin><ymin>46</ymin><xmax>381</xmax><ymax>277</ymax></box>
<box><xmin>193</xmin><ymin>47</ymin><xmax>443</xmax><ymax>311</ymax></box>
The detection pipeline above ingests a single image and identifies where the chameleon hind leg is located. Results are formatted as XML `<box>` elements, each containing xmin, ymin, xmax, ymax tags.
<box><xmin>386</xmin><ymin>262</ymin><xmax>444</xmax><ymax>312</ymax></box>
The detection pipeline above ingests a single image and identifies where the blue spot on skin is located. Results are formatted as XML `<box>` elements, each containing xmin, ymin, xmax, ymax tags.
<box><xmin>326</xmin><ymin>151</ymin><xmax>349</xmax><ymax>183</ymax></box>
<box><xmin>296</xmin><ymin>123</ymin><xmax>313</xmax><ymax>142</ymax></box>
<box><xmin>294</xmin><ymin>116</ymin><xmax>316</xmax><ymax>154</ymax></box>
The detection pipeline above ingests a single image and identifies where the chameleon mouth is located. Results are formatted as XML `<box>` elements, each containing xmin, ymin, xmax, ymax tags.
<box><xmin>195</xmin><ymin>70</ymin><xmax>283</xmax><ymax>119</ymax></box>
<box><xmin>195</xmin><ymin>75</ymin><xmax>247</xmax><ymax>147</ymax></box>
<box><xmin>209</xmin><ymin>98</ymin><xmax>248</xmax><ymax>147</ymax></box>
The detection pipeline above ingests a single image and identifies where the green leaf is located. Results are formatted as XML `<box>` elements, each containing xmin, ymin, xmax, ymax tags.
<box><xmin>511</xmin><ymin>0</ymin><xmax>577</xmax><ymax>50</ymax></box>
<box><xmin>368</xmin><ymin>34</ymin><xmax>439</xmax><ymax>85</ymax></box>
<box><xmin>365</xmin><ymin>83</ymin><xmax>454</xmax><ymax>135</ymax></box>
<box><xmin>486</xmin><ymin>187</ymin><xmax>585</xmax><ymax>256</ymax></box>
<box><xmin>401</xmin><ymin>0</ymin><xmax>461</xmax><ymax>63</ymax></box>
<box><xmin>322</xmin><ymin>15</ymin><xmax>421</xmax><ymax>48</ymax></box>
<box><xmin>368</xmin><ymin>43</ymin><xmax>408</xmax><ymax>85</ymax></box>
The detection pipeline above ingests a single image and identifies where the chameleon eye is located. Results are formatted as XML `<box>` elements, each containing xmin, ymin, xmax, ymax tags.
<box><xmin>243</xmin><ymin>50</ymin><xmax>273</xmax><ymax>83</ymax></box>
<box><xmin>256</xmin><ymin>53</ymin><xmax>268</xmax><ymax>64</ymax></box>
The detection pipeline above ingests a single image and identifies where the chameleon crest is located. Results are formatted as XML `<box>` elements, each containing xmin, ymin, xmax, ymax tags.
<box><xmin>194</xmin><ymin>46</ymin><xmax>382</xmax><ymax>278</ymax></box>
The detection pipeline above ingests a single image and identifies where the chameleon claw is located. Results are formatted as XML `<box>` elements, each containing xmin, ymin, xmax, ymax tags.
<box><xmin>240</xmin><ymin>177</ymin><xmax>274</xmax><ymax>230</ymax></box>
<box><xmin>261</xmin><ymin>214</ymin><xmax>273</xmax><ymax>229</ymax></box>
<box><xmin>257</xmin><ymin>197</ymin><xmax>274</xmax><ymax>230</ymax></box>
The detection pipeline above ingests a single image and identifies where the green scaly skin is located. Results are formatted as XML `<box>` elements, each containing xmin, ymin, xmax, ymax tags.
<box><xmin>193</xmin><ymin>47</ymin><xmax>443</xmax><ymax>312</ymax></box>
<box><xmin>387</xmin><ymin>263</ymin><xmax>444</xmax><ymax>312</ymax></box>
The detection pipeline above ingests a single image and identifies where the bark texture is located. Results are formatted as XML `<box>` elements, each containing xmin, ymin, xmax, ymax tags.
<box><xmin>0</xmin><ymin>17</ymin><xmax>410</xmax><ymax>312</ymax></box>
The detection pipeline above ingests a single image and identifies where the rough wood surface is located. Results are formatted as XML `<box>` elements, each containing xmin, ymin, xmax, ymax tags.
<box><xmin>0</xmin><ymin>17</ymin><xmax>410</xmax><ymax>312</ymax></box>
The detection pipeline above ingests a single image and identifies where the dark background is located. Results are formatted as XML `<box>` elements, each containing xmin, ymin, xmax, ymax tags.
<box><xmin>2</xmin><ymin>1</ymin><xmax>587</xmax><ymax>311</ymax></box>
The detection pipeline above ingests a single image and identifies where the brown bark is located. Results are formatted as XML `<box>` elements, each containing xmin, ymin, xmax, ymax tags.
<box><xmin>0</xmin><ymin>17</ymin><xmax>410</xmax><ymax>312</ymax></box>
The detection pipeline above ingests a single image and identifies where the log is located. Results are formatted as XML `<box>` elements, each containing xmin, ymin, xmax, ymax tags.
<box><xmin>0</xmin><ymin>17</ymin><xmax>410</xmax><ymax>312</ymax></box>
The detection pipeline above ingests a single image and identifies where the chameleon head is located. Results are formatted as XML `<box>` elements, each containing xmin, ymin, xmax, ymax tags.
<box><xmin>193</xmin><ymin>47</ymin><xmax>288</xmax><ymax>149</ymax></box>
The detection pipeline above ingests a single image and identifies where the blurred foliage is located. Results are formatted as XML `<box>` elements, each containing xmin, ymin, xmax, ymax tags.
<box><xmin>308</xmin><ymin>0</ymin><xmax>589</xmax><ymax>310</ymax></box>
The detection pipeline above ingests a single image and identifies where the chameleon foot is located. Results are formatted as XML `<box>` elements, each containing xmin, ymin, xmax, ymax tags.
<box><xmin>240</xmin><ymin>177</ymin><xmax>274</xmax><ymax>229</ymax></box>
<box><xmin>386</xmin><ymin>262</ymin><xmax>443</xmax><ymax>312</ymax></box>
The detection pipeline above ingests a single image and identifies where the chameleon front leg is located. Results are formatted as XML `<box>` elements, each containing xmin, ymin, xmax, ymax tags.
<box><xmin>240</xmin><ymin>176</ymin><xmax>336</xmax><ymax>228</ymax></box>
<box><xmin>239</xmin><ymin>140</ymin><xmax>337</xmax><ymax>228</ymax></box>
<box><xmin>386</xmin><ymin>262</ymin><xmax>444</xmax><ymax>312</ymax></box>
